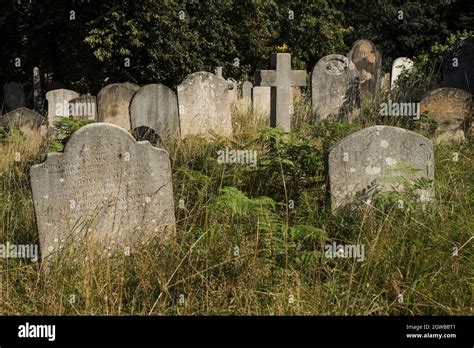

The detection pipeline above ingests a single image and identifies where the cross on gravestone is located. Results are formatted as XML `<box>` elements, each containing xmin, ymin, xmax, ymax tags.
<box><xmin>255</xmin><ymin>53</ymin><xmax>307</xmax><ymax>131</ymax></box>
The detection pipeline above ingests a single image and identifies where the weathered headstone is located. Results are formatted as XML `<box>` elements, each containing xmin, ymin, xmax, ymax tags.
<box><xmin>227</xmin><ymin>78</ymin><xmax>238</xmax><ymax>105</ymax></box>
<box><xmin>347</xmin><ymin>40</ymin><xmax>382</xmax><ymax>98</ymax></box>
<box><xmin>391</xmin><ymin>57</ymin><xmax>414</xmax><ymax>90</ymax></box>
<box><xmin>234</xmin><ymin>81</ymin><xmax>253</xmax><ymax>113</ymax></box>
<box><xmin>380</xmin><ymin>72</ymin><xmax>391</xmax><ymax>92</ymax></box>
<box><xmin>33</xmin><ymin>67</ymin><xmax>42</xmax><ymax>112</ymax></box>
<box><xmin>213</xmin><ymin>66</ymin><xmax>223</xmax><ymax>78</ymax></box>
<box><xmin>420</xmin><ymin>88</ymin><xmax>472</xmax><ymax>143</ymax></box>
<box><xmin>3</xmin><ymin>82</ymin><xmax>25</xmax><ymax>111</ymax></box>
<box><xmin>443</xmin><ymin>38</ymin><xmax>474</xmax><ymax>94</ymax></box>
<box><xmin>177</xmin><ymin>72</ymin><xmax>232</xmax><ymax>137</ymax></box>
<box><xmin>255</xmin><ymin>53</ymin><xmax>307</xmax><ymax>131</ymax></box>
<box><xmin>30</xmin><ymin>123</ymin><xmax>176</xmax><ymax>260</ymax></box>
<box><xmin>45</xmin><ymin>89</ymin><xmax>80</xmax><ymax>126</ymax></box>
<box><xmin>311</xmin><ymin>54</ymin><xmax>360</xmax><ymax>122</ymax></box>
<box><xmin>129</xmin><ymin>84</ymin><xmax>180</xmax><ymax>145</ymax></box>
<box><xmin>252</xmin><ymin>86</ymin><xmax>271</xmax><ymax>123</ymax></box>
<box><xmin>326</xmin><ymin>126</ymin><xmax>434</xmax><ymax>211</ymax></box>
<box><xmin>69</xmin><ymin>95</ymin><xmax>97</xmax><ymax>121</ymax></box>
<box><xmin>97</xmin><ymin>83</ymin><xmax>138</xmax><ymax>130</ymax></box>
<box><xmin>0</xmin><ymin>107</ymin><xmax>45</xmax><ymax>137</ymax></box>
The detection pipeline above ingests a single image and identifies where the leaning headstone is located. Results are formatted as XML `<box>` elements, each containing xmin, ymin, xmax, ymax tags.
<box><xmin>252</xmin><ymin>86</ymin><xmax>271</xmax><ymax>124</ymax></box>
<box><xmin>30</xmin><ymin>123</ymin><xmax>176</xmax><ymax>260</ymax></box>
<box><xmin>347</xmin><ymin>40</ymin><xmax>382</xmax><ymax>98</ymax></box>
<box><xmin>177</xmin><ymin>72</ymin><xmax>232</xmax><ymax>137</ymax></box>
<box><xmin>443</xmin><ymin>38</ymin><xmax>474</xmax><ymax>94</ymax></box>
<box><xmin>3</xmin><ymin>82</ymin><xmax>25</xmax><ymax>111</ymax></box>
<box><xmin>311</xmin><ymin>54</ymin><xmax>360</xmax><ymax>122</ymax></box>
<box><xmin>327</xmin><ymin>126</ymin><xmax>434</xmax><ymax>211</ymax></box>
<box><xmin>129</xmin><ymin>84</ymin><xmax>180</xmax><ymax>145</ymax></box>
<box><xmin>33</xmin><ymin>67</ymin><xmax>42</xmax><ymax>112</ymax></box>
<box><xmin>255</xmin><ymin>53</ymin><xmax>307</xmax><ymax>131</ymax></box>
<box><xmin>420</xmin><ymin>88</ymin><xmax>472</xmax><ymax>143</ymax></box>
<box><xmin>97</xmin><ymin>83</ymin><xmax>138</xmax><ymax>130</ymax></box>
<box><xmin>0</xmin><ymin>107</ymin><xmax>45</xmax><ymax>138</ymax></box>
<box><xmin>45</xmin><ymin>89</ymin><xmax>79</xmax><ymax>126</ymax></box>
<box><xmin>391</xmin><ymin>57</ymin><xmax>414</xmax><ymax>90</ymax></box>
<box><xmin>69</xmin><ymin>95</ymin><xmax>97</xmax><ymax>121</ymax></box>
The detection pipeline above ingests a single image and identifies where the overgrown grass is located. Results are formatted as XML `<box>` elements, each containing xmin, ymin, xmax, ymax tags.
<box><xmin>0</xmin><ymin>97</ymin><xmax>472</xmax><ymax>315</ymax></box>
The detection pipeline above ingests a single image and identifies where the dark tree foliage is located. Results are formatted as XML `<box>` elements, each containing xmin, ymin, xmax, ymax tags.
<box><xmin>0</xmin><ymin>0</ymin><xmax>472</xmax><ymax>99</ymax></box>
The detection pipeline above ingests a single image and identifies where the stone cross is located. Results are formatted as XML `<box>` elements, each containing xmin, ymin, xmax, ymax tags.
<box><xmin>255</xmin><ymin>53</ymin><xmax>306</xmax><ymax>131</ymax></box>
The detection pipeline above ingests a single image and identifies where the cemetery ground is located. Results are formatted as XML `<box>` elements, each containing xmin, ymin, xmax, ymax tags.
<box><xmin>0</xmin><ymin>94</ymin><xmax>472</xmax><ymax>316</ymax></box>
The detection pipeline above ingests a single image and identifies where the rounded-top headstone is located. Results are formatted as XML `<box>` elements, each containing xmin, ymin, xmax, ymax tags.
<box><xmin>97</xmin><ymin>83</ymin><xmax>138</xmax><ymax>130</ymax></box>
<box><xmin>347</xmin><ymin>40</ymin><xmax>382</xmax><ymax>98</ymax></box>
<box><xmin>420</xmin><ymin>87</ymin><xmax>472</xmax><ymax>143</ymax></box>
<box><xmin>391</xmin><ymin>57</ymin><xmax>414</xmax><ymax>90</ymax></box>
<box><xmin>311</xmin><ymin>54</ymin><xmax>360</xmax><ymax>122</ymax></box>
<box><xmin>177</xmin><ymin>72</ymin><xmax>232</xmax><ymax>137</ymax></box>
<box><xmin>327</xmin><ymin>125</ymin><xmax>434</xmax><ymax>211</ymax></box>
<box><xmin>129</xmin><ymin>84</ymin><xmax>180</xmax><ymax>145</ymax></box>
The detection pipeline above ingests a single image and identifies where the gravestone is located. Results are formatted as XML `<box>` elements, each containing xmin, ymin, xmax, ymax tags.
<box><xmin>3</xmin><ymin>82</ymin><xmax>25</xmax><ymax>111</ymax></box>
<box><xmin>227</xmin><ymin>78</ymin><xmax>238</xmax><ymax>105</ymax></box>
<box><xmin>443</xmin><ymin>38</ymin><xmax>474</xmax><ymax>94</ymax></box>
<box><xmin>0</xmin><ymin>107</ymin><xmax>45</xmax><ymax>138</ymax></box>
<box><xmin>30</xmin><ymin>123</ymin><xmax>176</xmax><ymax>260</ymax></box>
<box><xmin>420</xmin><ymin>88</ymin><xmax>472</xmax><ymax>143</ymax></box>
<box><xmin>311</xmin><ymin>54</ymin><xmax>360</xmax><ymax>122</ymax></box>
<box><xmin>252</xmin><ymin>86</ymin><xmax>271</xmax><ymax>124</ymax></box>
<box><xmin>391</xmin><ymin>57</ymin><xmax>414</xmax><ymax>90</ymax></box>
<box><xmin>45</xmin><ymin>89</ymin><xmax>80</xmax><ymax>126</ymax></box>
<box><xmin>97</xmin><ymin>83</ymin><xmax>138</xmax><ymax>130</ymax></box>
<box><xmin>177</xmin><ymin>72</ymin><xmax>232</xmax><ymax>137</ymax></box>
<box><xmin>327</xmin><ymin>126</ymin><xmax>434</xmax><ymax>211</ymax></box>
<box><xmin>234</xmin><ymin>81</ymin><xmax>253</xmax><ymax>113</ymax></box>
<box><xmin>347</xmin><ymin>40</ymin><xmax>382</xmax><ymax>98</ymax></box>
<box><xmin>380</xmin><ymin>72</ymin><xmax>391</xmax><ymax>92</ymax></box>
<box><xmin>213</xmin><ymin>66</ymin><xmax>223</xmax><ymax>78</ymax></box>
<box><xmin>69</xmin><ymin>95</ymin><xmax>97</xmax><ymax>121</ymax></box>
<box><xmin>129</xmin><ymin>84</ymin><xmax>180</xmax><ymax>145</ymax></box>
<box><xmin>33</xmin><ymin>67</ymin><xmax>42</xmax><ymax>112</ymax></box>
<box><xmin>255</xmin><ymin>53</ymin><xmax>307</xmax><ymax>131</ymax></box>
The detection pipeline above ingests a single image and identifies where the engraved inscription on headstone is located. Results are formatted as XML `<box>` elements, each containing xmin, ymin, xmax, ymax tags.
<box><xmin>30</xmin><ymin>123</ymin><xmax>176</xmax><ymax>260</ymax></box>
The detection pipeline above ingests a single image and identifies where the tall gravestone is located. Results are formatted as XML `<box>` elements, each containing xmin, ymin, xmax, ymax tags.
<box><xmin>30</xmin><ymin>123</ymin><xmax>176</xmax><ymax>260</ymax></box>
<box><xmin>443</xmin><ymin>38</ymin><xmax>474</xmax><ymax>94</ymax></box>
<box><xmin>326</xmin><ymin>126</ymin><xmax>434</xmax><ymax>211</ymax></box>
<box><xmin>97</xmin><ymin>83</ymin><xmax>139</xmax><ymax>130</ymax></box>
<box><xmin>3</xmin><ymin>82</ymin><xmax>26</xmax><ymax>111</ymax></box>
<box><xmin>252</xmin><ymin>86</ymin><xmax>271</xmax><ymax>124</ymax></box>
<box><xmin>391</xmin><ymin>57</ymin><xmax>414</xmax><ymax>90</ymax></box>
<box><xmin>177</xmin><ymin>72</ymin><xmax>232</xmax><ymax>137</ymax></box>
<box><xmin>311</xmin><ymin>54</ymin><xmax>360</xmax><ymax>122</ymax></box>
<box><xmin>347</xmin><ymin>40</ymin><xmax>382</xmax><ymax>98</ymax></box>
<box><xmin>129</xmin><ymin>84</ymin><xmax>180</xmax><ymax>145</ymax></box>
<box><xmin>69</xmin><ymin>95</ymin><xmax>97</xmax><ymax>121</ymax></box>
<box><xmin>46</xmin><ymin>89</ymin><xmax>79</xmax><ymax>126</ymax></box>
<box><xmin>420</xmin><ymin>88</ymin><xmax>472</xmax><ymax>143</ymax></box>
<box><xmin>255</xmin><ymin>53</ymin><xmax>307</xmax><ymax>132</ymax></box>
<box><xmin>33</xmin><ymin>67</ymin><xmax>42</xmax><ymax>112</ymax></box>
